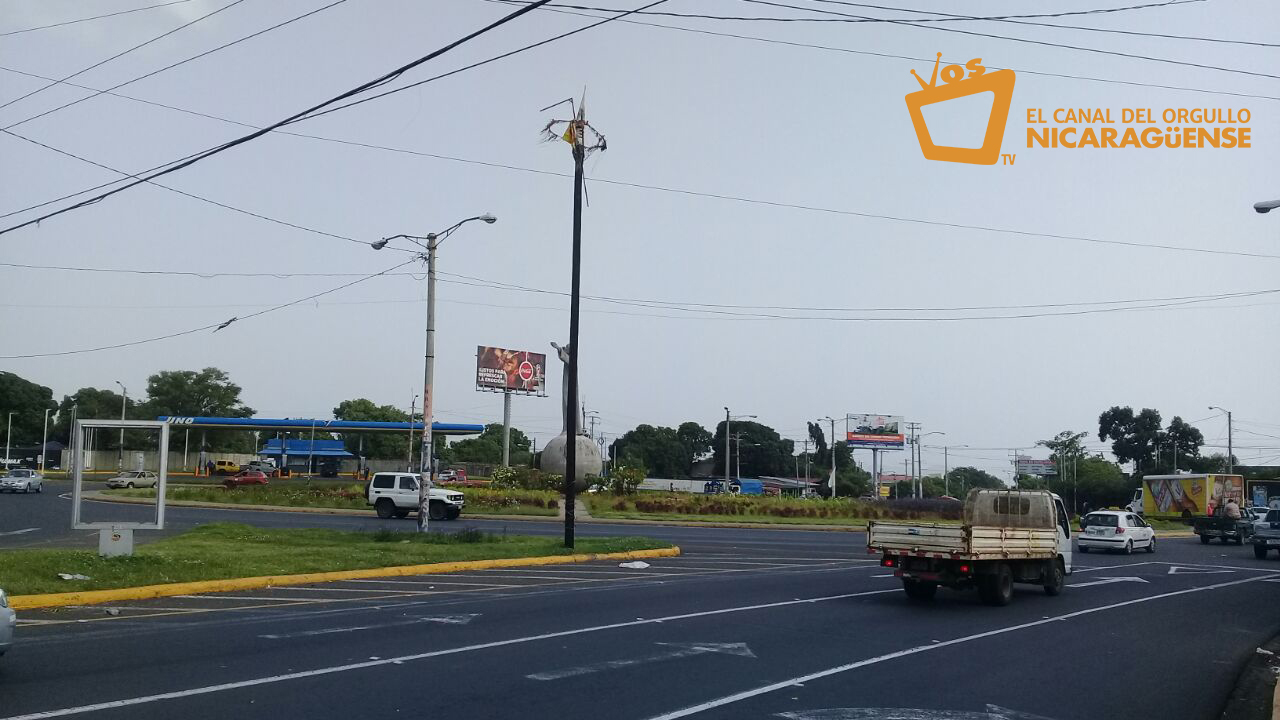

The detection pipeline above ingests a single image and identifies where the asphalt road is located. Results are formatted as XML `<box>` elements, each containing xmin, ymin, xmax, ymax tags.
<box><xmin>0</xmin><ymin>480</ymin><xmax>856</xmax><ymax>554</ymax></box>
<box><xmin>2</xmin><ymin>495</ymin><xmax>1278</xmax><ymax>720</ymax></box>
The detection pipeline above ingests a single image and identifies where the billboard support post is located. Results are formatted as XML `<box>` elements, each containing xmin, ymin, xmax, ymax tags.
<box><xmin>502</xmin><ymin>391</ymin><xmax>512</xmax><ymax>467</ymax></box>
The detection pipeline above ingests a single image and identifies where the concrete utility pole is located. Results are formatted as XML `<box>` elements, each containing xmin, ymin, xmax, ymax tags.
<box><xmin>585</xmin><ymin>410</ymin><xmax>600</xmax><ymax>442</ymax></box>
<box><xmin>41</xmin><ymin>408</ymin><xmax>50</xmax><ymax>473</ymax></box>
<box><xmin>905</xmin><ymin>422</ymin><xmax>921</xmax><ymax>498</ymax></box>
<box><xmin>823</xmin><ymin>416</ymin><xmax>837</xmax><ymax>499</ymax></box>
<box><xmin>407</xmin><ymin>394</ymin><xmax>418</xmax><ymax>472</ymax></box>
<box><xmin>374</xmin><ymin>215</ymin><xmax>496</xmax><ymax>533</ymax></box>
<box><xmin>725</xmin><ymin>408</ymin><xmax>732</xmax><ymax>484</ymax></box>
<box><xmin>501</xmin><ymin>391</ymin><xmax>512</xmax><ymax>467</ymax></box>
<box><xmin>5</xmin><ymin>411</ymin><xmax>13</xmax><ymax>467</ymax></box>
<box><xmin>115</xmin><ymin>381</ymin><xmax>127</xmax><ymax>470</ymax></box>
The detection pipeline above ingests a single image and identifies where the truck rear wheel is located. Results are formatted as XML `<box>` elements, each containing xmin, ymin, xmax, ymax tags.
<box><xmin>1043</xmin><ymin>559</ymin><xmax>1065</xmax><ymax>596</ymax></box>
<box><xmin>428</xmin><ymin>501</ymin><xmax>448</xmax><ymax>521</ymax></box>
<box><xmin>1200</xmin><ymin>534</ymin><xmax>1211</xmax><ymax>544</ymax></box>
<box><xmin>979</xmin><ymin>564</ymin><xmax>1013</xmax><ymax>606</ymax></box>
<box><xmin>902</xmin><ymin>579</ymin><xmax>937</xmax><ymax>601</ymax></box>
<box><xmin>1254</xmin><ymin>544</ymin><xmax>1268</xmax><ymax>560</ymax></box>
<box><xmin>375</xmin><ymin>499</ymin><xmax>396</xmax><ymax>519</ymax></box>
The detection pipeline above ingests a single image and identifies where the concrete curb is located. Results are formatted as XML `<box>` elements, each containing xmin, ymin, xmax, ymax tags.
<box><xmin>9</xmin><ymin>546</ymin><xmax>681</xmax><ymax>610</ymax></box>
<box><xmin>1273</xmin><ymin>673</ymin><xmax>1280</xmax><ymax>720</ymax></box>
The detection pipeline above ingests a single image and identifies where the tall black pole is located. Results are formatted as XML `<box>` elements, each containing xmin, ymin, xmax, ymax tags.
<box><xmin>564</xmin><ymin>141</ymin><xmax>584</xmax><ymax>549</ymax></box>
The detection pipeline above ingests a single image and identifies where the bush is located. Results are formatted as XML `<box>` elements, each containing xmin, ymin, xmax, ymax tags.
<box><xmin>608</xmin><ymin>466</ymin><xmax>645</xmax><ymax>496</ymax></box>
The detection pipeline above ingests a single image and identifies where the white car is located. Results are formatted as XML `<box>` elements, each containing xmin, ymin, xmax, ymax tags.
<box><xmin>1078</xmin><ymin>510</ymin><xmax>1156</xmax><ymax>554</ymax></box>
<box><xmin>0</xmin><ymin>588</ymin><xmax>14</xmax><ymax>656</ymax></box>
<box><xmin>0</xmin><ymin>469</ymin><xmax>42</xmax><ymax>493</ymax></box>
<box><xmin>105</xmin><ymin>470</ymin><xmax>159</xmax><ymax>489</ymax></box>
<box><xmin>366</xmin><ymin>472</ymin><xmax>464</xmax><ymax>520</ymax></box>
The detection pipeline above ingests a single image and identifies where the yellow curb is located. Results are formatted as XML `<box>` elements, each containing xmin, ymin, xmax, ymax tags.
<box><xmin>9</xmin><ymin>546</ymin><xmax>680</xmax><ymax>610</ymax></box>
<box><xmin>1273</xmin><ymin>670</ymin><xmax>1280</xmax><ymax>720</ymax></box>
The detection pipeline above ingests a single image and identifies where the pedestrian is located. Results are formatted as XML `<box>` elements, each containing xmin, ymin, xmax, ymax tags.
<box><xmin>205</xmin><ymin>459</ymin><xmax>214</xmax><ymax>477</ymax></box>
<box><xmin>1224</xmin><ymin>497</ymin><xmax>1241</xmax><ymax>519</ymax></box>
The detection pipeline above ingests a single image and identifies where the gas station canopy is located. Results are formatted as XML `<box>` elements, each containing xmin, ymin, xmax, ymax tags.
<box><xmin>156</xmin><ymin>416</ymin><xmax>485</xmax><ymax>436</ymax></box>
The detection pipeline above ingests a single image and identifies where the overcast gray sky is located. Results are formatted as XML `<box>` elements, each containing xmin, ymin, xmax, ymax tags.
<box><xmin>2</xmin><ymin>0</ymin><xmax>1277</xmax><ymax>479</ymax></box>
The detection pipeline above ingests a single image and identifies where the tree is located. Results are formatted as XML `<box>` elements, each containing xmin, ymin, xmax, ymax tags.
<box><xmin>614</xmin><ymin>425</ymin><xmax>688</xmax><ymax>478</ymax></box>
<box><xmin>676</xmin><ymin>422</ymin><xmax>713</xmax><ymax>465</ymax></box>
<box><xmin>52</xmin><ymin>387</ymin><xmax>136</xmax><ymax>447</ymax></box>
<box><xmin>807</xmin><ymin>422</ymin><xmax>828</xmax><ymax>462</ymax></box>
<box><xmin>142</xmin><ymin>368</ymin><xmax>255</xmax><ymax>453</ymax></box>
<box><xmin>1047</xmin><ymin>456</ymin><xmax>1128</xmax><ymax>511</ymax></box>
<box><xmin>449</xmin><ymin>423</ymin><xmax>532</xmax><ymax>465</ymax></box>
<box><xmin>0</xmin><ymin>372</ymin><xmax>57</xmax><ymax>446</ymax></box>
<box><xmin>1098</xmin><ymin>406</ymin><xmax>1162</xmax><ymax>473</ymax></box>
<box><xmin>1037</xmin><ymin>431</ymin><xmax>1088</xmax><ymax>476</ymax></box>
<box><xmin>1154</xmin><ymin>416</ymin><xmax>1204</xmax><ymax>473</ymax></box>
<box><xmin>712</xmin><ymin>420</ymin><xmax>794</xmax><ymax>478</ymax></box>
<box><xmin>947</xmin><ymin>466</ymin><xmax>1005</xmax><ymax>495</ymax></box>
<box><xmin>333</xmin><ymin>398</ymin><xmax>411</xmax><ymax>460</ymax></box>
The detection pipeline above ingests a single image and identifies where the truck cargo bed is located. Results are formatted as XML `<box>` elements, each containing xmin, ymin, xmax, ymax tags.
<box><xmin>868</xmin><ymin>520</ymin><xmax>1059</xmax><ymax>560</ymax></box>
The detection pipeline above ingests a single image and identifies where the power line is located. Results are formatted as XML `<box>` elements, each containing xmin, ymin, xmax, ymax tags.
<box><xmin>0</xmin><ymin>0</ymin><xmax>197</xmax><ymax>37</ymax></box>
<box><xmin>3</xmin><ymin>0</ymin><xmax>351</xmax><ymax>131</ymax></box>
<box><xmin>806</xmin><ymin>0</ymin><xmax>1277</xmax><ymax>48</ymax></box>
<box><xmin>0</xmin><ymin>0</ymin><xmax>561</xmax><ymax>237</ymax></box>
<box><xmin>744</xmin><ymin>0</ymin><xmax>1280</xmax><ymax>81</ymax></box>
<box><xmin>0</xmin><ymin>258</ymin><xmax>418</xmax><ymax>359</ymax></box>
<box><xmin>0</xmin><ymin>0</ymin><xmax>247</xmax><ymax>113</ymax></box>
<box><xmin>488</xmin><ymin>2</ymin><xmax>1280</xmax><ymax>102</ymax></box>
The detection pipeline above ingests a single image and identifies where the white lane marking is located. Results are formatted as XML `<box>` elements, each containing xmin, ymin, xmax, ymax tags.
<box><xmin>1263</xmin><ymin>578</ymin><xmax>1280</xmax><ymax>583</ymax></box>
<box><xmin>0</xmin><ymin>528</ymin><xmax>39</xmax><ymax>537</ymax></box>
<box><xmin>172</xmin><ymin>596</ymin><xmax>303</xmax><ymax>602</ymax></box>
<box><xmin>528</xmin><ymin>642</ymin><xmax>755</xmax><ymax>681</ymax></box>
<box><xmin>0</xmin><ymin>589</ymin><xmax>897</xmax><ymax>720</ymax></box>
<box><xmin>641</xmin><ymin>572</ymin><xmax>1280</xmax><ymax>720</ymax></box>
<box><xmin>342</xmin><ymin>579</ymin><xmax>524</xmax><ymax>588</ymax></box>
<box><xmin>871</xmin><ymin>574</ymin><xmax>896</xmax><ymax>578</ymax></box>
<box><xmin>778</xmin><ymin>704</ymin><xmax>1055</xmax><ymax>719</ymax></box>
<box><xmin>265</xmin><ymin>586</ymin><xmax>426</xmax><ymax>594</ymax></box>
<box><xmin>259</xmin><ymin>614</ymin><xmax>478</xmax><ymax>639</ymax></box>
<box><xmin>1168</xmin><ymin>566</ymin><xmax>1233</xmax><ymax>575</ymax></box>
<box><xmin>1070</xmin><ymin>562</ymin><xmax>1158</xmax><ymax>573</ymax></box>
<box><xmin>1065</xmin><ymin>576</ymin><xmax>1150</xmax><ymax>588</ymax></box>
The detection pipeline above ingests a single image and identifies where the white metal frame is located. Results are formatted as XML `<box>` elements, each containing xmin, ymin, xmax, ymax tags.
<box><xmin>71</xmin><ymin>419</ymin><xmax>168</xmax><ymax>530</ymax></box>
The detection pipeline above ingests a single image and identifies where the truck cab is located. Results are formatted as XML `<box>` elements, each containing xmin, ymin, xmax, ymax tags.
<box><xmin>365</xmin><ymin>472</ymin><xmax>465</xmax><ymax>521</ymax></box>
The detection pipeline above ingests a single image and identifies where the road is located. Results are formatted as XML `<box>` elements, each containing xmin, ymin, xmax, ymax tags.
<box><xmin>2</xmin><ymin>485</ymin><xmax>1278</xmax><ymax>720</ymax></box>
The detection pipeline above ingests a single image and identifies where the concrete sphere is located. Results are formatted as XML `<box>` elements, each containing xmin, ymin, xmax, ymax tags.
<box><xmin>540</xmin><ymin>433</ymin><xmax>602</xmax><ymax>492</ymax></box>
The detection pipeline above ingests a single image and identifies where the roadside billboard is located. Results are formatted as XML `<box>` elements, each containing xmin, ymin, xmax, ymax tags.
<box><xmin>846</xmin><ymin>414</ymin><xmax>905</xmax><ymax>450</ymax></box>
<box><xmin>476</xmin><ymin>346</ymin><xmax>547</xmax><ymax>395</ymax></box>
<box><xmin>1015</xmin><ymin>456</ymin><xmax>1057</xmax><ymax>476</ymax></box>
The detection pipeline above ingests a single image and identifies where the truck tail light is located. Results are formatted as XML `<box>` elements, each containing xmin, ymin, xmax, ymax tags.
<box><xmin>881</xmin><ymin>556</ymin><xmax>897</xmax><ymax>568</ymax></box>
<box><xmin>959</xmin><ymin>564</ymin><xmax>971</xmax><ymax>574</ymax></box>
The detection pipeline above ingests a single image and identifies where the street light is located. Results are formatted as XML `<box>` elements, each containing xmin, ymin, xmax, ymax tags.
<box><xmin>115</xmin><ymin>381</ymin><xmax>127</xmax><ymax>470</ymax></box>
<box><xmin>821</xmin><ymin>416</ymin><xmax>837</xmax><ymax>498</ymax></box>
<box><xmin>942</xmin><ymin>443</ymin><xmax>968</xmax><ymax>497</ymax></box>
<box><xmin>1254</xmin><ymin>199</ymin><xmax>1280</xmax><ymax>214</ymax></box>
<box><xmin>4</xmin><ymin>411</ymin><xmax>13</xmax><ymax>468</ymax></box>
<box><xmin>1209</xmin><ymin>405</ymin><xmax>1234</xmax><ymax>473</ymax></box>
<box><xmin>919</xmin><ymin>431</ymin><xmax>945</xmax><ymax>498</ymax></box>
<box><xmin>723</xmin><ymin>408</ymin><xmax>755</xmax><ymax>488</ymax></box>
<box><xmin>374</xmin><ymin>214</ymin><xmax>497</xmax><ymax>533</ymax></box>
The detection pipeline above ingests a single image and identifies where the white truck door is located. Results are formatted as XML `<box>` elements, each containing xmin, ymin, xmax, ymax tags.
<box><xmin>1054</xmin><ymin>497</ymin><xmax>1073</xmax><ymax>574</ymax></box>
<box><xmin>396</xmin><ymin>475</ymin><xmax>420</xmax><ymax>509</ymax></box>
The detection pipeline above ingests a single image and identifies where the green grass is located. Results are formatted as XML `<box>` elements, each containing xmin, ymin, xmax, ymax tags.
<box><xmin>582</xmin><ymin>494</ymin><xmax>962</xmax><ymax>526</ymax></box>
<box><xmin>0</xmin><ymin>523</ymin><xmax>670</xmax><ymax>596</ymax></box>
<box><xmin>102</xmin><ymin>484</ymin><xmax>559</xmax><ymax>516</ymax></box>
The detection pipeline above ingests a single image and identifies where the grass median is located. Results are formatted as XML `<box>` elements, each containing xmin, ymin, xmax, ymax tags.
<box><xmin>584</xmin><ymin>494</ymin><xmax>962</xmax><ymax>527</ymax></box>
<box><xmin>0</xmin><ymin>523</ymin><xmax>670</xmax><ymax>596</ymax></box>
<box><xmin>103</xmin><ymin>485</ymin><xmax>559</xmax><ymax>516</ymax></box>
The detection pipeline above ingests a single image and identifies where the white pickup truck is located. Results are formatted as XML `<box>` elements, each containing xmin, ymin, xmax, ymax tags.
<box><xmin>868</xmin><ymin>489</ymin><xmax>1073</xmax><ymax>606</ymax></box>
<box><xmin>365</xmin><ymin>472</ymin><xmax>465</xmax><ymax>521</ymax></box>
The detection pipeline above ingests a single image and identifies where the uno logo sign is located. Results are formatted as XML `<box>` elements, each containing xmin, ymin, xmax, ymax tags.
<box><xmin>905</xmin><ymin>53</ymin><xmax>1016</xmax><ymax>166</ymax></box>
<box><xmin>168</xmin><ymin>417</ymin><xmax>195</xmax><ymax>425</ymax></box>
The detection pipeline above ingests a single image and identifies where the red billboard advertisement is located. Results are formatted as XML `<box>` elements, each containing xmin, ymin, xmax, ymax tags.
<box><xmin>476</xmin><ymin>346</ymin><xmax>546</xmax><ymax>395</ymax></box>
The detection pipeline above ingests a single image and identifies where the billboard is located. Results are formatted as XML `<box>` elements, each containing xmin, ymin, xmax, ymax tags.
<box><xmin>476</xmin><ymin>346</ymin><xmax>546</xmax><ymax>395</ymax></box>
<box><xmin>1015</xmin><ymin>456</ymin><xmax>1057</xmax><ymax>476</ymax></box>
<box><xmin>846</xmin><ymin>414</ymin><xmax>905</xmax><ymax>450</ymax></box>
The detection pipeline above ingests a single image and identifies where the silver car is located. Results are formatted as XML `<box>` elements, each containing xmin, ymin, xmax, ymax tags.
<box><xmin>105</xmin><ymin>470</ymin><xmax>159</xmax><ymax>489</ymax></box>
<box><xmin>0</xmin><ymin>588</ymin><xmax>14</xmax><ymax>656</ymax></box>
<box><xmin>0</xmin><ymin>469</ymin><xmax>42</xmax><ymax>493</ymax></box>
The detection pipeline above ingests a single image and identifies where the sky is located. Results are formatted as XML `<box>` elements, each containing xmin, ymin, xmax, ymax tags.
<box><xmin>1</xmin><ymin>0</ymin><xmax>1278</xmax><ymax>480</ymax></box>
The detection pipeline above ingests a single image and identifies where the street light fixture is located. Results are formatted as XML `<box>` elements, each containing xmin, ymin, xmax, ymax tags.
<box><xmin>1254</xmin><ymin>199</ymin><xmax>1280</xmax><ymax>214</ymax></box>
<box><xmin>821</xmin><ymin>416</ymin><xmax>837</xmax><ymax>498</ymax></box>
<box><xmin>4</xmin><ymin>411</ymin><xmax>13</xmax><ymax>468</ymax></box>
<box><xmin>1208</xmin><ymin>405</ymin><xmax>1234</xmax><ymax>473</ymax></box>
<box><xmin>374</xmin><ymin>214</ymin><xmax>497</xmax><ymax>533</ymax></box>
<box><xmin>115</xmin><ymin>381</ymin><xmax>127</xmax><ymax>470</ymax></box>
<box><xmin>942</xmin><ymin>443</ymin><xmax>968</xmax><ymax>497</ymax></box>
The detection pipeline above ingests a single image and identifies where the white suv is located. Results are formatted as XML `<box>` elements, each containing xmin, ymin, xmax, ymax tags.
<box><xmin>366</xmin><ymin>472</ymin><xmax>464</xmax><ymax>521</ymax></box>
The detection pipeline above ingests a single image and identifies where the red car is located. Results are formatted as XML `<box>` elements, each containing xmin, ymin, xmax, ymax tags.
<box><xmin>224</xmin><ymin>470</ymin><xmax>269</xmax><ymax>488</ymax></box>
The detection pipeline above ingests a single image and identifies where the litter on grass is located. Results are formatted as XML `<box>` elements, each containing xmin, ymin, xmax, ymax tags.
<box><xmin>57</xmin><ymin>573</ymin><xmax>91</xmax><ymax>581</ymax></box>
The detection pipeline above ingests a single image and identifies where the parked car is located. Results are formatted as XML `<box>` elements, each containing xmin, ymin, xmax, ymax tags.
<box><xmin>1250</xmin><ymin>508</ymin><xmax>1280</xmax><ymax>559</ymax></box>
<box><xmin>224</xmin><ymin>470</ymin><xmax>269</xmax><ymax>488</ymax></box>
<box><xmin>242</xmin><ymin>460</ymin><xmax>277</xmax><ymax>476</ymax></box>
<box><xmin>1078</xmin><ymin>510</ymin><xmax>1156</xmax><ymax>554</ymax></box>
<box><xmin>105</xmin><ymin>470</ymin><xmax>159</xmax><ymax>489</ymax></box>
<box><xmin>0</xmin><ymin>468</ymin><xmax>43</xmax><ymax>493</ymax></box>
<box><xmin>365</xmin><ymin>472</ymin><xmax>464</xmax><ymax>520</ymax></box>
<box><xmin>437</xmin><ymin>469</ymin><xmax>468</xmax><ymax>483</ymax></box>
<box><xmin>0</xmin><ymin>587</ymin><xmax>13</xmax><ymax>656</ymax></box>
<box><xmin>213</xmin><ymin>460</ymin><xmax>239</xmax><ymax>476</ymax></box>
<box><xmin>1193</xmin><ymin>504</ymin><xmax>1252</xmax><ymax>545</ymax></box>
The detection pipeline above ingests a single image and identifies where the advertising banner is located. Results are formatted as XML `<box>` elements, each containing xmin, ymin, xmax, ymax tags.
<box><xmin>1143</xmin><ymin>474</ymin><xmax>1243</xmax><ymax>518</ymax></box>
<box><xmin>846</xmin><ymin>414</ymin><xmax>905</xmax><ymax>450</ymax></box>
<box><xmin>476</xmin><ymin>346</ymin><xmax>546</xmax><ymax>395</ymax></box>
<box><xmin>1015</xmin><ymin>456</ymin><xmax>1057</xmax><ymax>476</ymax></box>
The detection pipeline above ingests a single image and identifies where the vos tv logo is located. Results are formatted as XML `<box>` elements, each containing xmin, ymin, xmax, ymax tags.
<box><xmin>905</xmin><ymin>53</ymin><xmax>1015</xmax><ymax>165</ymax></box>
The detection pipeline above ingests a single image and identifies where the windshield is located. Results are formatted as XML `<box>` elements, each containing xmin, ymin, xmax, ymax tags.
<box><xmin>1083</xmin><ymin>513</ymin><xmax>1119</xmax><ymax>527</ymax></box>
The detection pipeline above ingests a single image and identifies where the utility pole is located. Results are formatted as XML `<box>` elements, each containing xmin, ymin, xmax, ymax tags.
<box><xmin>724</xmin><ymin>408</ymin><xmax>732</xmax><ymax>485</ymax></box>
<box><xmin>543</xmin><ymin>92</ymin><xmax>604</xmax><ymax>549</ymax></box>
<box><xmin>585</xmin><ymin>410</ymin><xmax>600</xmax><ymax>442</ymax></box>
<box><xmin>407</xmin><ymin>394</ymin><xmax>418</xmax><ymax>472</ymax></box>
<box><xmin>943</xmin><ymin>445</ymin><xmax>949</xmax><ymax>497</ymax></box>
<box><xmin>501</xmin><ymin>391</ymin><xmax>512</xmax><ymax>467</ymax></box>
<box><xmin>5</xmin><ymin>411</ymin><xmax>13</xmax><ymax>467</ymax></box>
<box><xmin>905</xmin><ymin>422</ymin><xmax>921</xmax><ymax>498</ymax></box>
<box><xmin>115</xmin><ymin>381</ymin><xmax>127</xmax><ymax>470</ymax></box>
<box><xmin>41</xmin><ymin>408</ymin><xmax>50</xmax><ymax>473</ymax></box>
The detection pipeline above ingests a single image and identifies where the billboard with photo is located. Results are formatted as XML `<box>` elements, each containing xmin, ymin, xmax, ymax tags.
<box><xmin>476</xmin><ymin>346</ymin><xmax>547</xmax><ymax>395</ymax></box>
<box><xmin>846</xmin><ymin>414</ymin><xmax>905</xmax><ymax>450</ymax></box>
